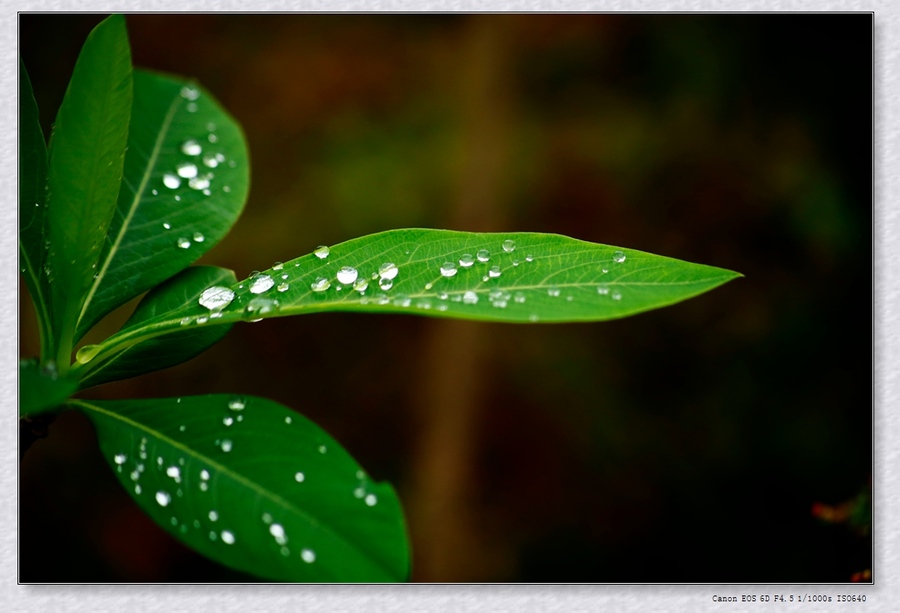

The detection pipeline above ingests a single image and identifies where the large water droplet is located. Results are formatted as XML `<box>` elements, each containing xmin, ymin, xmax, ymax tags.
<box><xmin>199</xmin><ymin>286</ymin><xmax>235</xmax><ymax>310</ymax></box>
<box><xmin>176</xmin><ymin>163</ymin><xmax>198</xmax><ymax>179</ymax></box>
<box><xmin>228</xmin><ymin>397</ymin><xmax>245</xmax><ymax>411</ymax></box>
<box><xmin>166</xmin><ymin>466</ymin><xmax>181</xmax><ymax>480</ymax></box>
<box><xmin>502</xmin><ymin>239</ymin><xmax>516</xmax><ymax>253</ymax></box>
<box><xmin>249</xmin><ymin>273</ymin><xmax>275</xmax><ymax>294</ymax></box>
<box><xmin>313</xmin><ymin>245</ymin><xmax>330</xmax><ymax>259</ymax></box>
<box><xmin>156</xmin><ymin>491</ymin><xmax>171</xmax><ymax>507</ymax></box>
<box><xmin>75</xmin><ymin>344</ymin><xmax>101</xmax><ymax>364</ymax></box>
<box><xmin>272</xmin><ymin>262</ymin><xmax>284</xmax><ymax>271</ymax></box>
<box><xmin>459</xmin><ymin>254</ymin><xmax>474</xmax><ymax>268</ymax></box>
<box><xmin>613</xmin><ymin>250</ymin><xmax>626</xmax><ymax>263</ymax></box>
<box><xmin>378</xmin><ymin>277</ymin><xmax>393</xmax><ymax>291</ymax></box>
<box><xmin>353</xmin><ymin>277</ymin><xmax>369</xmax><ymax>292</ymax></box>
<box><xmin>311</xmin><ymin>277</ymin><xmax>331</xmax><ymax>292</ymax></box>
<box><xmin>463</xmin><ymin>291</ymin><xmax>478</xmax><ymax>305</ymax></box>
<box><xmin>177</xmin><ymin>237</ymin><xmax>192</xmax><ymax>249</ymax></box>
<box><xmin>301</xmin><ymin>548</ymin><xmax>316</xmax><ymax>563</ymax></box>
<box><xmin>163</xmin><ymin>173</ymin><xmax>181</xmax><ymax>189</ymax></box>
<box><xmin>181</xmin><ymin>139</ymin><xmax>202</xmax><ymax>156</ymax></box>
<box><xmin>440</xmin><ymin>262</ymin><xmax>457</xmax><ymax>277</ymax></box>
<box><xmin>221</xmin><ymin>530</ymin><xmax>235</xmax><ymax>544</ymax></box>
<box><xmin>337</xmin><ymin>266</ymin><xmax>358</xmax><ymax>285</ymax></box>
<box><xmin>378</xmin><ymin>262</ymin><xmax>399</xmax><ymax>280</ymax></box>
<box><xmin>488</xmin><ymin>265</ymin><xmax>501</xmax><ymax>278</ymax></box>
<box><xmin>365</xmin><ymin>494</ymin><xmax>378</xmax><ymax>506</ymax></box>
<box><xmin>476</xmin><ymin>249</ymin><xmax>490</xmax><ymax>262</ymax></box>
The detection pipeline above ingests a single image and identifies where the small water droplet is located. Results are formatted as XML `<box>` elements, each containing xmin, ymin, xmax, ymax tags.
<box><xmin>134</xmin><ymin>484</ymin><xmax>142</xmax><ymax>495</ymax></box>
<box><xmin>476</xmin><ymin>249</ymin><xmax>490</xmax><ymax>262</ymax></box>
<box><xmin>163</xmin><ymin>173</ymin><xmax>181</xmax><ymax>189</ymax></box>
<box><xmin>271</xmin><ymin>262</ymin><xmax>284</xmax><ymax>271</ymax></box>
<box><xmin>525</xmin><ymin>254</ymin><xmax>534</xmax><ymax>262</ymax></box>
<box><xmin>180</xmin><ymin>85</ymin><xmax>201</xmax><ymax>101</ymax></box>
<box><xmin>313</xmin><ymin>245</ymin><xmax>330</xmax><ymax>259</ymax></box>
<box><xmin>179</xmin><ymin>424</ymin><xmax>187</xmax><ymax>432</ymax></box>
<box><xmin>163</xmin><ymin>222</ymin><xmax>171</xmax><ymax>230</ymax></box>
<box><xmin>208</xmin><ymin>133</ymin><xmax>218</xmax><ymax>143</ymax></box>
<box><xmin>220</xmin><ymin>439</ymin><xmax>233</xmax><ymax>453</ymax></box>
<box><xmin>353</xmin><ymin>277</ymin><xmax>369</xmax><ymax>292</ymax></box>
<box><xmin>181</xmin><ymin>139</ymin><xmax>202</xmax><ymax>156</ymax></box>
<box><xmin>180</xmin><ymin>317</ymin><xmax>191</xmax><ymax>326</ymax></box>
<box><xmin>512</xmin><ymin>259</ymin><xmax>519</xmax><ymax>266</ymax></box>
<box><xmin>301</xmin><ymin>548</ymin><xmax>316</xmax><ymax>563</ymax></box>
<box><xmin>378</xmin><ymin>277</ymin><xmax>393</xmax><ymax>291</ymax></box>
<box><xmin>601</xmin><ymin>268</ymin><xmax>608</xmax><ymax>274</ymax></box>
<box><xmin>378</xmin><ymin>262</ymin><xmax>399</xmax><ymax>280</ymax></box>
<box><xmin>424</xmin><ymin>282</ymin><xmax>434</xmax><ymax>290</ymax></box>
<box><xmin>209</xmin><ymin>531</ymin><xmax>217</xmax><ymax>541</ymax></box>
<box><xmin>295</xmin><ymin>472</ymin><xmax>305</xmax><ymax>482</ymax></box>
<box><xmin>114</xmin><ymin>453</ymin><xmax>127</xmax><ymax>465</ymax></box>
<box><xmin>440</xmin><ymin>262</ymin><xmax>457</xmax><ymax>277</ymax></box>
<box><xmin>269</xmin><ymin>523</ymin><xmax>288</xmax><ymax>545</ymax></box>
<box><xmin>221</xmin><ymin>530</ymin><xmax>235</xmax><ymax>544</ymax></box>
<box><xmin>186</xmin><ymin>102</ymin><xmax>198</xmax><ymax>112</ymax></box>
<box><xmin>196</xmin><ymin>315</ymin><xmax>209</xmax><ymax>324</ymax></box>
<box><xmin>223</xmin><ymin>416</ymin><xmax>234</xmax><ymax>426</ymax></box>
<box><xmin>337</xmin><ymin>266</ymin><xmax>358</xmax><ymax>285</ymax></box>
<box><xmin>597</xmin><ymin>284</ymin><xmax>609</xmax><ymax>295</ymax></box>
<box><xmin>285</xmin><ymin>416</ymin><xmax>293</xmax><ymax>424</ymax></box>
<box><xmin>611</xmin><ymin>290</ymin><xmax>622</xmax><ymax>301</ymax></box>
<box><xmin>199</xmin><ymin>482</ymin><xmax>209</xmax><ymax>492</ymax></box>
<box><xmin>202</xmin><ymin>154</ymin><xmax>219</xmax><ymax>168</ymax></box>
<box><xmin>201</xmin><ymin>470</ymin><xmax>210</xmax><ymax>481</ymax></box>
<box><xmin>365</xmin><ymin>494</ymin><xmax>378</xmax><ymax>506</ymax></box>
<box><xmin>209</xmin><ymin>510</ymin><xmax>219</xmax><ymax>522</ymax></box>
<box><xmin>502</xmin><ymin>239</ymin><xmax>516</xmax><ymax>253</ymax></box>
<box><xmin>177</xmin><ymin>237</ymin><xmax>191</xmax><ymax>249</ymax></box>
<box><xmin>280</xmin><ymin>546</ymin><xmax>290</xmax><ymax>557</ymax></box>
<box><xmin>281</xmin><ymin>273</ymin><xmax>289</xmax><ymax>280</ymax></box>
<box><xmin>249</xmin><ymin>273</ymin><xmax>275</xmax><ymax>294</ymax></box>
<box><xmin>199</xmin><ymin>286</ymin><xmax>235</xmax><ymax>310</ymax></box>
<box><xmin>166</xmin><ymin>466</ymin><xmax>181</xmax><ymax>480</ymax></box>
<box><xmin>152</xmin><ymin>189</ymin><xmax>159</xmax><ymax>196</ymax></box>
<box><xmin>459</xmin><ymin>254</ymin><xmax>474</xmax><ymax>268</ymax></box>
<box><xmin>613</xmin><ymin>250</ymin><xmax>626</xmax><ymax>263</ymax></box>
<box><xmin>189</xmin><ymin>175</ymin><xmax>211</xmax><ymax>190</ymax></box>
<box><xmin>548</xmin><ymin>287</ymin><xmax>560</xmax><ymax>297</ymax></box>
<box><xmin>176</xmin><ymin>163</ymin><xmax>198</xmax><ymax>179</ymax></box>
<box><xmin>277</xmin><ymin>282</ymin><xmax>289</xmax><ymax>292</ymax></box>
<box><xmin>75</xmin><ymin>344</ymin><xmax>101</xmax><ymax>365</ymax></box>
<box><xmin>514</xmin><ymin>292</ymin><xmax>526</xmax><ymax>303</ymax></box>
<box><xmin>311</xmin><ymin>277</ymin><xmax>331</xmax><ymax>292</ymax></box>
<box><xmin>488</xmin><ymin>265</ymin><xmax>501</xmax><ymax>278</ymax></box>
<box><xmin>156</xmin><ymin>491</ymin><xmax>171</xmax><ymax>507</ymax></box>
<box><xmin>318</xmin><ymin>445</ymin><xmax>327</xmax><ymax>454</ymax></box>
<box><xmin>130</xmin><ymin>470</ymin><xmax>140</xmax><ymax>481</ymax></box>
<box><xmin>463</xmin><ymin>291</ymin><xmax>478</xmax><ymax>305</ymax></box>
<box><xmin>262</xmin><ymin>512</ymin><xmax>273</xmax><ymax>524</ymax></box>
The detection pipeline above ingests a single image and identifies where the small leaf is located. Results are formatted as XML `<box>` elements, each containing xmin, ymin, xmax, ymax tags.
<box><xmin>45</xmin><ymin>14</ymin><xmax>133</xmax><ymax>364</ymax></box>
<box><xmin>74</xmin><ymin>69</ymin><xmax>250</xmax><ymax>341</ymax></box>
<box><xmin>88</xmin><ymin>229</ymin><xmax>741</xmax><ymax>356</ymax></box>
<box><xmin>74</xmin><ymin>395</ymin><xmax>410</xmax><ymax>582</ymax></box>
<box><xmin>76</xmin><ymin>267</ymin><xmax>237</xmax><ymax>389</ymax></box>
<box><xmin>19</xmin><ymin>359</ymin><xmax>79</xmax><ymax>418</ymax></box>
<box><xmin>18</xmin><ymin>58</ymin><xmax>54</xmax><ymax>358</ymax></box>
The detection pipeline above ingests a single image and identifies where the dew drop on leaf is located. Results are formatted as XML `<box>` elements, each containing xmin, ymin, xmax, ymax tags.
<box><xmin>189</xmin><ymin>175</ymin><xmax>211</xmax><ymax>190</ymax></box>
<box><xmin>209</xmin><ymin>510</ymin><xmax>219</xmax><ymax>521</ymax></box>
<box><xmin>75</xmin><ymin>344</ymin><xmax>101</xmax><ymax>365</ymax></box>
<box><xmin>502</xmin><ymin>239</ymin><xmax>516</xmax><ymax>253</ymax></box>
<box><xmin>365</xmin><ymin>494</ymin><xmax>378</xmax><ymax>507</ymax></box>
<box><xmin>313</xmin><ymin>245</ymin><xmax>330</xmax><ymax>259</ymax></box>
<box><xmin>463</xmin><ymin>291</ymin><xmax>478</xmax><ymax>305</ymax></box>
<box><xmin>525</xmin><ymin>254</ymin><xmax>534</xmax><ymax>262</ymax></box>
<box><xmin>476</xmin><ymin>249</ymin><xmax>490</xmax><ymax>263</ymax></box>
<box><xmin>613</xmin><ymin>250</ymin><xmax>626</xmax><ymax>263</ymax></box>
<box><xmin>459</xmin><ymin>254</ymin><xmax>474</xmax><ymax>268</ymax></box>
<box><xmin>249</xmin><ymin>273</ymin><xmax>275</xmax><ymax>294</ymax></box>
<box><xmin>393</xmin><ymin>294</ymin><xmax>411</xmax><ymax>307</ymax></box>
<box><xmin>488</xmin><ymin>265</ymin><xmax>501</xmax><ymax>278</ymax></box>
<box><xmin>221</xmin><ymin>530</ymin><xmax>235</xmax><ymax>545</ymax></box>
<box><xmin>177</xmin><ymin>237</ymin><xmax>191</xmax><ymax>249</ymax></box>
<box><xmin>220</xmin><ymin>439</ymin><xmax>233</xmax><ymax>453</ymax></box>
<box><xmin>547</xmin><ymin>287</ymin><xmax>560</xmax><ymax>297</ymax></box>
<box><xmin>277</xmin><ymin>282</ymin><xmax>289</xmax><ymax>292</ymax></box>
<box><xmin>156</xmin><ymin>491</ymin><xmax>171</xmax><ymax>507</ymax></box>
<box><xmin>378</xmin><ymin>277</ymin><xmax>393</xmax><ymax>291</ymax></box>
<box><xmin>180</xmin><ymin>85</ymin><xmax>201</xmax><ymax>101</ymax></box>
<box><xmin>514</xmin><ymin>292</ymin><xmax>526</xmax><ymax>303</ymax></box>
<box><xmin>181</xmin><ymin>139</ymin><xmax>202</xmax><ymax>156</ymax></box>
<box><xmin>201</xmin><ymin>470</ymin><xmax>210</xmax><ymax>481</ymax></box>
<box><xmin>597</xmin><ymin>284</ymin><xmax>609</xmax><ymax>295</ymax></box>
<box><xmin>353</xmin><ymin>278</ymin><xmax>369</xmax><ymax>292</ymax></box>
<box><xmin>114</xmin><ymin>453</ymin><xmax>127</xmax><ymax>465</ymax></box>
<box><xmin>223</xmin><ymin>416</ymin><xmax>234</xmax><ymax>427</ymax></box>
<box><xmin>176</xmin><ymin>163</ymin><xmax>198</xmax><ymax>179</ymax></box>
<box><xmin>301</xmin><ymin>548</ymin><xmax>316</xmax><ymax>563</ymax></box>
<box><xmin>440</xmin><ymin>262</ymin><xmax>458</xmax><ymax>277</ymax></box>
<box><xmin>378</xmin><ymin>262</ymin><xmax>399</xmax><ymax>280</ymax></box>
<box><xmin>269</xmin><ymin>524</ymin><xmax>288</xmax><ymax>545</ymax></box>
<box><xmin>166</xmin><ymin>466</ymin><xmax>181</xmax><ymax>479</ymax></box>
<box><xmin>163</xmin><ymin>173</ymin><xmax>181</xmax><ymax>189</ymax></box>
<box><xmin>336</xmin><ymin>266</ymin><xmax>358</xmax><ymax>285</ymax></box>
<box><xmin>272</xmin><ymin>262</ymin><xmax>284</xmax><ymax>271</ymax></box>
<box><xmin>612</xmin><ymin>290</ymin><xmax>622</xmax><ymax>301</ymax></box>
<box><xmin>163</xmin><ymin>222</ymin><xmax>171</xmax><ymax>230</ymax></box>
<box><xmin>311</xmin><ymin>277</ymin><xmax>331</xmax><ymax>292</ymax></box>
<box><xmin>295</xmin><ymin>472</ymin><xmax>305</xmax><ymax>482</ymax></box>
<box><xmin>199</xmin><ymin>286</ymin><xmax>235</xmax><ymax>310</ymax></box>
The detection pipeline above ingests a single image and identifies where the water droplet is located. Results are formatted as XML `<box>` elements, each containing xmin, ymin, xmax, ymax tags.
<box><xmin>199</xmin><ymin>286</ymin><xmax>235</xmax><ymax>310</ymax></box>
<box><xmin>318</xmin><ymin>445</ymin><xmax>327</xmax><ymax>454</ymax></box>
<box><xmin>337</xmin><ymin>266</ymin><xmax>358</xmax><ymax>285</ymax></box>
<box><xmin>272</xmin><ymin>262</ymin><xmax>284</xmax><ymax>271</ymax></box>
<box><xmin>262</xmin><ymin>512</ymin><xmax>273</xmax><ymax>524</ymax></box>
<box><xmin>163</xmin><ymin>222</ymin><xmax>171</xmax><ymax>230</ymax></box>
<box><xmin>354</xmin><ymin>486</ymin><xmax>366</xmax><ymax>499</ymax></box>
<box><xmin>476</xmin><ymin>249</ymin><xmax>490</xmax><ymax>262</ymax></box>
<box><xmin>378</xmin><ymin>262</ymin><xmax>399</xmax><ymax>280</ymax></box>
<box><xmin>201</xmin><ymin>470</ymin><xmax>210</xmax><ymax>481</ymax></box>
<box><xmin>311</xmin><ymin>277</ymin><xmax>331</xmax><ymax>292</ymax></box>
<box><xmin>285</xmin><ymin>416</ymin><xmax>293</xmax><ymax>424</ymax></box>
<box><xmin>513</xmin><ymin>292</ymin><xmax>526</xmax><ymax>303</ymax></box>
<box><xmin>223</xmin><ymin>185</ymin><xmax>231</xmax><ymax>192</ymax></box>
<box><xmin>436</xmin><ymin>303</ymin><xmax>449</xmax><ymax>311</ymax></box>
<box><xmin>458</xmin><ymin>254</ymin><xmax>475</xmax><ymax>268</ymax></box>
<box><xmin>209</xmin><ymin>531</ymin><xmax>217</xmax><ymax>541</ymax></box>
<box><xmin>280</xmin><ymin>546</ymin><xmax>290</xmax><ymax>557</ymax></box>
<box><xmin>281</xmin><ymin>273</ymin><xmax>289</xmax><ymax>280</ymax></box>
<box><xmin>548</xmin><ymin>287</ymin><xmax>561</xmax><ymax>297</ymax></box>
<box><xmin>227</xmin><ymin>397</ymin><xmax>245</xmax><ymax>412</ymax></box>
<box><xmin>179</xmin><ymin>424</ymin><xmax>187</xmax><ymax>432</ymax></box>
<box><xmin>152</xmin><ymin>189</ymin><xmax>159</xmax><ymax>196</ymax></box>
<box><xmin>180</xmin><ymin>317</ymin><xmax>191</xmax><ymax>326</ymax></box>
<box><xmin>277</xmin><ymin>282</ymin><xmax>289</xmax><ymax>292</ymax></box>
<box><xmin>221</xmin><ymin>530</ymin><xmax>235</xmax><ymax>544</ymax></box>
<box><xmin>249</xmin><ymin>273</ymin><xmax>275</xmax><ymax>294</ymax></box>
<box><xmin>186</xmin><ymin>102</ymin><xmax>198</xmax><ymax>113</ymax></box>
<box><xmin>196</xmin><ymin>315</ymin><xmax>209</xmax><ymax>324</ymax></box>
<box><xmin>163</xmin><ymin>173</ymin><xmax>181</xmax><ymax>189</ymax></box>
<box><xmin>208</xmin><ymin>133</ymin><xmax>218</xmax><ymax>143</ymax></box>
<box><xmin>189</xmin><ymin>175</ymin><xmax>211</xmax><ymax>190</ymax></box>
<box><xmin>156</xmin><ymin>491</ymin><xmax>171</xmax><ymax>507</ymax></box>
<box><xmin>512</xmin><ymin>259</ymin><xmax>519</xmax><ymax>266</ymax></box>
<box><xmin>313</xmin><ymin>245</ymin><xmax>330</xmax><ymax>259</ymax></box>
<box><xmin>301</xmin><ymin>548</ymin><xmax>316</xmax><ymax>563</ymax></box>
<box><xmin>597</xmin><ymin>284</ymin><xmax>609</xmax><ymax>295</ymax></box>
<box><xmin>130</xmin><ymin>470</ymin><xmax>140</xmax><ymax>481</ymax></box>
<box><xmin>269</xmin><ymin>523</ymin><xmax>288</xmax><ymax>545</ymax></box>
<box><xmin>416</xmin><ymin>299</ymin><xmax>432</xmax><ymax>309</ymax></box>
<box><xmin>440</xmin><ymin>262</ymin><xmax>458</xmax><ymax>277</ymax></box>
<box><xmin>602</xmin><ymin>268</ymin><xmax>608</xmax><ymax>274</ymax></box>
<box><xmin>393</xmin><ymin>295</ymin><xmax>411</xmax><ymax>307</ymax></box>
<box><xmin>502</xmin><ymin>239</ymin><xmax>516</xmax><ymax>253</ymax></box>
<box><xmin>223</xmin><ymin>416</ymin><xmax>234</xmax><ymax>427</ymax></box>
<box><xmin>220</xmin><ymin>439</ymin><xmax>233</xmax><ymax>453</ymax></box>
<box><xmin>209</xmin><ymin>511</ymin><xmax>219</xmax><ymax>523</ymax></box>
<box><xmin>193</xmin><ymin>231</ymin><xmax>207</xmax><ymax>243</ymax></box>
<box><xmin>525</xmin><ymin>254</ymin><xmax>534</xmax><ymax>262</ymax></box>
<box><xmin>295</xmin><ymin>472</ymin><xmax>305</xmax><ymax>482</ymax></box>
<box><xmin>611</xmin><ymin>290</ymin><xmax>622</xmax><ymax>301</ymax></box>
<box><xmin>176</xmin><ymin>163</ymin><xmax>198</xmax><ymax>179</ymax></box>
<box><xmin>177</xmin><ymin>237</ymin><xmax>191</xmax><ymax>249</ymax></box>
<box><xmin>199</xmin><ymin>482</ymin><xmax>209</xmax><ymax>492</ymax></box>
<box><xmin>365</xmin><ymin>494</ymin><xmax>378</xmax><ymax>506</ymax></box>
<box><xmin>181</xmin><ymin>139</ymin><xmax>202</xmax><ymax>156</ymax></box>
<box><xmin>75</xmin><ymin>344</ymin><xmax>101</xmax><ymax>365</ymax></box>
<box><xmin>613</xmin><ymin>250</ymin><xmax>626</xmax><ymax>263</ymax></box>
<box><xmin>202</xmin><ymin>154</ymin><xmax>219</xmax><ymax>168</ymax></box>
<box><xmin>492</xmin><ymin>299</ymin><xmax>508</xmax><ymax>308</ymax></box>
<box><xmin>166</xmin><ymin>466</ymin><xmax>181</xmax><ymax>480</ymax></box>
<box><xmin>463</xmin><ymin>291</ymin><xmax>478</xmax><ymax>305</ymax></box>
<box><xmin>114</xmin><ymin>453</ymin><xmax>127</xmax><ymax>465</ymax></box>
<box><xmin>353</xmin><ymin>277</ymin><xmax>369</xmax><ymax>292</ymax></box>
<box><xmin>180</xmin><ymin>85</ymin><xmax>200</xmax><ymax>100</ymax></box>
<box><xmin>488</xmin><ymin>265</ymin><xmax>501</xmax><ymax>278</ymax></box>
<box><xmin>134</xmin><ymin>485</ymin><xmax>142</xmax><ymax>495</ymax></box>
<box><xmin>378</xmin><ymin>277</ymin><xmax>393</xmax><ymax>291</ymax></box>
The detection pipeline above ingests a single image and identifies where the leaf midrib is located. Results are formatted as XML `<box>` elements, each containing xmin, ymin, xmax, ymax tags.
<box><xmin>72</xmin><ymin>398</ymin><xmax>394</xmax><ymax>578</ymax></box>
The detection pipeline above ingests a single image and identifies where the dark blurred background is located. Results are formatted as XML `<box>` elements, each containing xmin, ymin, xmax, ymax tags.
<box><xmin>19</xmin><ymin>13</ymin><xmax>871</xmax><ymax>583</ymax></box>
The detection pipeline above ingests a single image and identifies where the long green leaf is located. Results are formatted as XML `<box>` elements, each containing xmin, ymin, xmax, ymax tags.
<box><xmin>18</xmin><ymin>58</ymin><xmax>54</xmax><ymax>359</ymax></box>
<box><xmin>74</xmin><ymin>69</ymin><xmax>250</xmax><ymax>341</ymax></box>
<box><xmin>78</xmin><ymin>229</ymin><xmax>741</xmax><ymax>363</ymax></box>
<box><xmin>45</xmin><ymin>14</ymin><xmax>132</xmax><ymax>366</ymax></box>
<box><xmin>74</xmin><ymin>395</ymin><xmax>410</xmax><ymax>582</ymax></box>
<box><xmin>76</xmin><ymin>267</ymin><xmax>237</xmax><ymax>389</ymax></box>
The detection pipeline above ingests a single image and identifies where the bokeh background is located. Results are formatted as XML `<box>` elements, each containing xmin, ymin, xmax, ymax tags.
<box><xmin>19</xmin><ymin>13</ymin><xmax>871</xmax><ymax>583</ymax></box>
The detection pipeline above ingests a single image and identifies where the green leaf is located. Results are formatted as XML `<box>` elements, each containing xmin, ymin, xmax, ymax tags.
<box><xmin>19</xmin><ymin>359</ymin><xmax>79</xmax><ymax>418</ymax></box>
<box><xmin>74</xmin><ymin>69</ymin><xmax>250</xmax><ymax>341</ymax></box>
<box><xmin>18</xmin><ymin>58</ymin><xmax>54</xmax><ymax>359</ymax></box>
<box><xmin>45</xmin><ymin>14</ymin><xmax>132</xmax><ymax>366</ymax></box>
<box><xmin>86</xmin><ymin>229</ymin><xmax>741</xmax><ymax>357</ymax></box>
<box><xmin>74</xmin><ymin>395</ymin><xmax>410</xmax><ymax>582</ymax></box>
<box><xmin>76</xmin><ymin>266</ymin><xmax>237</xmax><ymax>389</ymax></box>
